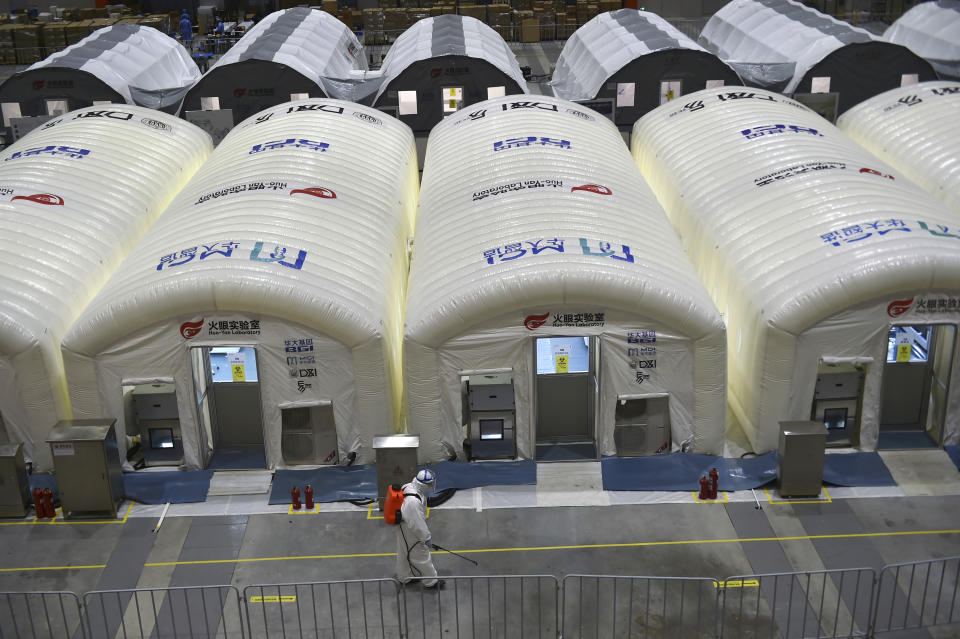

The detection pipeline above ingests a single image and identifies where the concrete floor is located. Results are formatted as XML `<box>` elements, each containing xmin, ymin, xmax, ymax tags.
<box><xmin>2</xmin><ymin>450</ymin><xmax>959</xmax><ymax>637</ymax></box>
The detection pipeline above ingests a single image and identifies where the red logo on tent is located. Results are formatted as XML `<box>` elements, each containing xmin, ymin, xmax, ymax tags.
<box><xmin>290</xmin><ymin>187</ymin><xmax>336</xmax><ymax>199</ymax></box>
<box><xmin>524</xmin><ymin>313</ymin><xmax>550</xmax><ymax>330</ymax></box>
<box><xmin>571</xmin><ymin>184</ymin><xmax>612</xmax><ymax>195</ymax></box>
<box><xmin>887</xmin><ymin>298</ymin><xmax>914</xmax><ymax>318</ymax></box>
<box><xmin>430</xmin><ymin>68</ymin><xmax>442</xmax><ymax>78</ymax></box>
<box><xmin>234</xmin><ymin>88</ymin><xmax>246</xmax><ymax>98</ymax></box>
<box><xmin>860</xmin><ymin>167</ymin><xmax>894</xmax><ymax>180</ymax></box>
<box><xmin>32</xmin><ymin>80</ymin><xmax>44</xmax><ymax>90</ymax></box>
<box><xmin>180</xmin><ymin>319</ymin><xmax>205</xmax><ymax>339</ymax></box>
<box><xmin>11</xmin><ymin>193</ymin><xmax>63</xmax><ymax>205</ymax></box>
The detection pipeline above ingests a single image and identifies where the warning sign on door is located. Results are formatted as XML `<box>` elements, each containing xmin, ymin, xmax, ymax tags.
<box><xmin>228</xmin><ymin>353</ymin><xmax>246</xmax><ymax>381</ymax></box>
<box><xmin>895</xmin><ymin>333</ymin><xmax>912</xmax><ymax>362</ymax></box>
<box><xmin>553</xmin><ymin>344</ymin><xmax>570</xmax><ymax>373</ymax></box>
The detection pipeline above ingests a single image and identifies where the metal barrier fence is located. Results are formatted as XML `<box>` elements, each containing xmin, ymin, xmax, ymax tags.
<box><xmin>243</xmin><ymin>579</ymin><xmax>402</xmax><ymax>639</ymax></box>
<box><xmin>718</xmin><ymin>568</ymin><xmax>875</xmax><ymax>639</ymax></box>
<box><xmin>0</xmin><ymin>590</ymin><xmax>83</xmax><ymax>639</ymax></box>
<box><xmin>4</xmin><ymin>558</ymin><xmax>960</xmax><ymax>638</ymax></box>
<box><xmin>83</xmin><ymin>585</ymin><xmax>245</xmax><ymax>638</ymax></box>
<box><xmin>400</xmin><ymin>575</ymin><xmax>559</xmax><ymax>639</ymax></box>
<box><xmin>872</xmin><ymin>556</ymin><xmax>960</xmax><ymax>634</ymax></box>
<box><xmin>561</xmin><ymin>574</ymin><xmax>718</xmax><ymax>639</ymax></box>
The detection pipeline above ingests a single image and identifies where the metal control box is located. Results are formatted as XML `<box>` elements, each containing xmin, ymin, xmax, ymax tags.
<box><xmin>132</xmin><ymin>383</ymin><xmax>179</xmax><ymax>420</ymax></box>
<box><xmin>777</xmin><ymin>421</ymin><xmax>827</xmax><ymax>498</ymax></box>
<box><xmin>373</xmin><ymin>435</ymin><xmax>419</xmax><ymax>510</ymax></box>
<box><xmin>0</xmin><ymin>444</ymin><xmax>30</xmax><ymax>518</ymax></box>
<box><xmin>47</xmin><ymin>419</ymin><xmax>124</xmax><ymax>519</ymax></box>
<box><xmin>466</xmin><ymin>373</ymin><xmax>516</xmax><ymax>459</ymax></box>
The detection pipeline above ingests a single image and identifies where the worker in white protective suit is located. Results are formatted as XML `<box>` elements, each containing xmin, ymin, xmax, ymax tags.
<box><xmin>396</xmin><ymin>469</ymin><xmax>444</xmax><ymax>589</ymax></box>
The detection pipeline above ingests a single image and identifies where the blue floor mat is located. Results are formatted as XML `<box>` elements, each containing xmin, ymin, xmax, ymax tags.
<box><xmin>270</xmin><ymin>460</ymin><xmax>537</xmax><ymax>505</ymax></box>
<box><xmin>601</xmin><ymin>452</ymin><xmax>777</xmax><ymax>492</ymax></box>
<box><xmin>877</xmin><ymin>430</ymin><xmax>938</xmax><ymax>450</ymax></box>
<box><xmin>822</xmin><ymin>452</ymin><xmax>896</xmax><ymax>486</ymax></box>
<box><xmin>123</xmin><ymin>470</ymin><xmax>214</xmax><ymax>504</ymax></box>
<box><xmin>208</xmin><ymin>448</ymin><xmax>266</xmax><ymax>470</ymax></box>
<box><xmin>947</xmin><ymin>445</ymin><xmax>960</xmax><ymax>472</ymax></box>
<box><xmin>270</xmin><ymin>466</ymin><xmax>377</xmax><ymax>504</ymax></box>
<box><xmin>535</xmin><ymin>443</ymin><xmax>597</xmax><ymax>462</ymax></box>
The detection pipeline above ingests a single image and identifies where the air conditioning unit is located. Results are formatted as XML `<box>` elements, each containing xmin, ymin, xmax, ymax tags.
<box><xmin>613</xmin><ymin>395</ymin><xmax>671</xmax><ymax>457</ymax></box>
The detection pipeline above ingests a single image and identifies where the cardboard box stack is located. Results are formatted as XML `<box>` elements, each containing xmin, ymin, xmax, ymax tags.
<box><xmin>13</xmin><ymin>24</ymin><xmax>44</xmax><ymax>64</ymax></box>
<box><xmin>520</xmin><ymin>16</ymin><xmax>538</xmax><ymax>41</ymax></box>
<box><xmin>458</xmin><ymin>4</ymin><xmax>487</xmax><ymax>21</ymax></box>
<box><xmin>363</xmin><ymin>8</ymin><xmax>385</xmax><ymax>43</ymax></box>
<box><xmin>63</xmin><ymin>21</ymin><xmax>91</xmax><ymax>44</ymax></box>
<box><xmin>383</xmin><ymin>7</ymin><xmax>409</xmax><ymax>34</ymax></box>
<box><xmin>487</xmin><ymin>3</ymin><xmax>512</xmax><ymax>40</ymax></box>
<box><xmin>533</xmin><ymin>0</ymin><xmax>555</xmax><ymax>39</ymax></box>
<box><xmin>408</xmin><ymin>9</ymin><xmax>430</xmax><ymax>24</ymax></box>
<box><xmin>321</xmin><ymin>0</ymin><xmax>339</xmax><ymax>14</ymax></box>
<box><xmin>0</xmin><ymin>24</ymin><xmax>17</xmax><ymax>63</ymax></box>
<box><xmin>43</xmin><ymin>22</ymin><xmax>67</xmax><ymax>55</ymax></box>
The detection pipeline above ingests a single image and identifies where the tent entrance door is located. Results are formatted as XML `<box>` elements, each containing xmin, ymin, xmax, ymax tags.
<box><xmin>533</xmin><ymin>336</ymin><xmax>598</xmax><ymax>462</ymax></box>
<box><xmin>191</xmin><ymin>346</ymin><xmax>266</xmax><ymax>469</ymax></box>
<box><xmin>879</xmin><ymin>324</ymin><xmax>956</xmax><ymax>449</ymax></box>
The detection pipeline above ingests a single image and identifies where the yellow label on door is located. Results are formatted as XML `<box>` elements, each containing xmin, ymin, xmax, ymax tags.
<box><xmin>555</xmin><ymin>355</ymin><xmax>569</xmax><ymax>373</ymax></box>
<box><xmin>896</xmin><ymin>343</ymin><xmax>911</xmax><ymax>362</ymax></box>
<box><xmin>232</xmin><ymin>364</ymin><xmax>246</xmax><ymax>381</ymax></box>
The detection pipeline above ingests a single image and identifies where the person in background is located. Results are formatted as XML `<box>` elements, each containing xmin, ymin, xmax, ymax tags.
<box><xmin>215</xmin><ymin>18</ymin><xmax>225</xmax><ymax>36</ymax></box>
<box><xmin>395</xmin><ymin>469</ymin><xmax>444</xmax><ymax>589</ymax></box>
<box><xmin>179</xmin><ymin>11</ymin><xmax>193</xmax><ymax>51</ymax></box>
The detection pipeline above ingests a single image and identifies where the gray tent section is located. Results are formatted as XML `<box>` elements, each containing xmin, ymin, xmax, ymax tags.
<box><xmin>699</xmin><ymin>0</ymin><xmax>937</xmax><ymax>114</ymax></box>
<box><xmin>884</xmin><ymin>0</ymin><xmax>960</xmax><ymax>81</ymax></box>
<box><xmin>180</xmin><ymin>8</ymin><xmax>367</xmax><ymax>125</ymax></box>
<box><xmin>552</xmin><ymin>10</ymin><xmax>741</xmax><ymax>129</ymax></box>
<box><xmin>370</xmin><ymin>15</ymin><xmax>527</xmax><ymax>134</ymax></box>
<box><xmin>0</xmin><ymin>24</ymin><xmax>199</xmax><ymax>120</ymax></box>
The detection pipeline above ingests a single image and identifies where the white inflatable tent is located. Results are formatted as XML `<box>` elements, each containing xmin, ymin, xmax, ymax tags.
<box><xmin>62</xmin><ymin>99</ymin><xmax>418</xmax><ymax>470</ymax></box>
<box><xmin>0</xmin><ymin>24</ymin><xmax>200</xmax><ymax>123</ymax></box>
<box><xmin>884</xmin><ymin>0</ymin><xmax>960</xmax><ymax>81</ymax></box>
<box><xmin>633</xmin><ymin>86</ymin><xmax>960</xmax><ymax>454</ymax></box>
<box><xmin>698</xmin><ymin>0</ymin><xmax>936</xmax><ymax>115</ymax></box>
<box><xmin>838</xmin><ymin>81</ymin><xmax>960</xmax><ymax>212</ymax></box>
<box><xmin>371</xmin><ymin>15</ymin><xmax>528</xmax><ymax>135</ymax></box>
<box><xmin>0</xmin><ymin>105</ymin><xmax>211</xmax><ymax>469</ymax></box>
<box><xmin>551</xmin><ymin>9</ymin><xmax>741</xmax><ymax>130</ymax></box>
<box><xmin>404</xmin><ymin>94</ymin><xmax>726</xmax><ymax>464</ymax></box>
<box><xmin>180</xmin><ymin>9</ymin><xmax>367</xmax><ymax>126</ymax></box>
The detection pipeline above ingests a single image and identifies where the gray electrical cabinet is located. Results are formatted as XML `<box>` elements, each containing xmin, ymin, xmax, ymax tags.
<box><xmin>777</xmin><ymin>421</ymin><xmax>827</xmax><ymax>498</ymax></box>
<box><xmin>0</xmin><ymin>443</ymin><xmax>30</xmax><ymax>518</ymax></box>
<box><xmin>132</xmin><ymin>383</ymin><xmax>183</xmax><ymax>467</ymax></box>
<box><xmin>373</xmin><ymin>435</ymin><xmax>419</xmax><ymax>510</ymax></box>
<box><xmin>47</xmin><ymin>419</ymin><xmax>124</xmax><ymax>519</ymax></box>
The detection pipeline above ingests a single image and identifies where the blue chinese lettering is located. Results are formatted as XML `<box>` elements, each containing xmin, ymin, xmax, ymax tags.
<box><xmin>157</xmin><ymin>247</ymin><xmax>197</xmax><ymax>270</ymax></box>
<box><xmin>200</xmin><ymin>241</ymin><xmax>240</xmax><ymax>260</ymax></box>
<box><xmin>579</xmin><ymin>239</ymin><xmax>634</xmax><ymax>262</ymax></box>
<box><xmin>250</xmin><ymin>242</ymin><xmax>308</xmax><ymax>269</ymax></box>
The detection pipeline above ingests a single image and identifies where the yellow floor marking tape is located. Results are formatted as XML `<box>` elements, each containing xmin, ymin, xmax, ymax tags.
<box><xmin>5</xmin><ymin>527</ymin><xmax>960</xmax><ymax>574</ymax></box>
<box><xmin>714</xmin><ymin>579</ymin><xmax>760</xmax><ymax>589</ymax></box>
<box><xmin>249</xmin><ymin>595</ymin><xmax>297</xmax><ymax>603</ymax></box>
<box><xmin>763</xmin><ymin>487</ymin><xmax>832</xmax><ymax>505</ymax></box>
<box><xmin>0</xmin><ymin>503</ymin><xmax>133</xmax><ymax>526</ymax></box>
<box><xmin>691</xmin><ymin>491</ymin><xmax>730</xmax><ymax>504</ymax></box>
<box><xmin>367</xmin><ymin>504</ymin><xmax>430</xmax><ymax>520</ymax></box>
<box><xmin>288</xmin><ymin>504</ymin><xmax>320</xmax><ymax>515</ymax></box>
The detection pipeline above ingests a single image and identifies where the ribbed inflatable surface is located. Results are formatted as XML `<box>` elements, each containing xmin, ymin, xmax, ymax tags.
<box><xmin>884</xmin><ymin>0</ymin><xmax>960</xmax><ymax>79</ymax></box>
<box><xmin>838</xmin><ymin>81</ymin><xmax>960</xmax><ymax>212</ymax></box>
<box><xmin>29</xmin><ymin>24</ymin><xmax>199</xmax><ymax>101</ymax></box>
<box><xmin>633</xmin><ymin>87</ymin><xmax>960</xmax><ymax>452</ymax></box>
<box><xmin>0</xmin><ymin>105</ymin><xmax>211</xmax><ymax>467</ymax></box>
<box><xmin>405</xmin><ymin>94</ymin><xmax>725</xmax><ymax>461</ymax></box>
<box><xmin>62</xmin><ymin>99</ymin><xmax>418</xmax><ymax>468</ymax></box>
<box><xmin>552</xmin><ymin>9</ymin><xmax>718</xmax><ymax>101</ymax></box>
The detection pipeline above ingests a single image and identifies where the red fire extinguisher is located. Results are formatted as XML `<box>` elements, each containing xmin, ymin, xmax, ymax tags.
<box><xmin>709</xmin><ymin>468</ymin><xmax>720</xmax><ymax>499</ymax></box>
<box><xmin>304</xmin><ymin>485</ymin><xmax>314</xmax><ymax>510</ymax></box>
<box><xmin>291</xmin><ymin>486</ymin><xmax>302</xmax><ymax>510</ymax></box>
<box><xmin>33</xmin><ymin>488</ymin><xmax>45</xmax><ymax>518</ymax></box>
<box><xmin>42</xmin><ymin>488</ymin><xmax>55</xmax><ymax>518</ymax></box>
<box><xmin>698</xmin><ymin>476</ymin><xmax>710</xmax><ymax>500</ymax></box>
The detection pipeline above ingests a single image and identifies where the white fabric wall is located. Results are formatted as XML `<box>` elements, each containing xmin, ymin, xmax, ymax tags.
<box><xmin>405</xmin><ymin>94</ymin><xmax>725</xmax><ymax>463</ymax></box>
<box><xmin>884</xmin><ymin>0</ymin><xmax>960</xmax><ymax>79</ymax></box>
<box><xmin>633</xmin><ymin>86</ymin><xmax>960</xmax><ymax>452</ymax></box>
<box><xmin>837</xmin><ymin>81</ymin><xmax>960</xmax><ymax>212</ymax></box>
<box><xmin>62</xmin><ymin>99</ymin><xmax>418</xmax><ymax>469</ymax></box>
<box><xmin>0</xmin><ymin>105</ymin><xmax>211</xmax><ymax>469</ymax></box>
<box><xmin>32</xmin><ymin>25</ymin><xmax>200</xmax><ymax>101</ymax></box>
<box><xmin>210</xmin><ymin>9</ymin><xmax>367</xmax><ymax>96</ymax></box>
<box><xmin>374</xmin><ymin>15</ymin><xmax>527</xmax><ymax>104</ymax></box>
<box><xmin>551</xmin><ymin>9</ymin><xmax>711</xmax><ymax>101</ymax></box>
<box><xmin>698</xmin><ymin>0</ymin><xmax>873</xmax><ymax>92</ymax></box>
